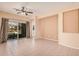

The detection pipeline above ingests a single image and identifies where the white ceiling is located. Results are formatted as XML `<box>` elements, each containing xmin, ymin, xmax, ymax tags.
<box><xmin>0</xmin><ymin>2</ymin><xmax>79</xmax><ymax>18</ymax></box>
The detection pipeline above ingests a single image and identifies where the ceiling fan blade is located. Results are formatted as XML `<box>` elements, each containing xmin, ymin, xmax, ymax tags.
<box><xmin>27</xmin><ymin>12</ymin><xmax>33</xmax><ymax>14</ymax></box>
<box><xmin>25</xmin><ymin>12</ymin><xmax>28</xmax><ymax>15</ymax></box>
<box><xmin>14</xmin><ymin>8</ymin><xmax>21</xmax><ymax>11</ymax></box>
<box><xmin>17</xmin><ymin>12</ymin><xmax>22</xmax><ymax>14</ymax></box>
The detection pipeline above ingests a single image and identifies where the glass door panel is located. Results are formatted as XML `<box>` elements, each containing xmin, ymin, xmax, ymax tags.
<box><xmin>8</xmin><ymin>21</ymin><xmax>18</xmax><ymax>39</ymax></box>
<box><xmin>18</xmin><ymin>23</ymin><xmax>26</xmax><ymax>38</ymax></box>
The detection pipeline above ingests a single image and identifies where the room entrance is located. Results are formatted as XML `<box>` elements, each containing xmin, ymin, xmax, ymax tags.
<box><xmin>8</xmin><ymin>20</ymin><xmax>30</xmax><ymax>40</ymax></box>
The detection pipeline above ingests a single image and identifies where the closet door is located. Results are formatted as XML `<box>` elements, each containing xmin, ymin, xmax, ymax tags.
<box><xmin>63</xmin><ymin>9</ymin><xmax>79</xmax><ymax>33</ymax></box>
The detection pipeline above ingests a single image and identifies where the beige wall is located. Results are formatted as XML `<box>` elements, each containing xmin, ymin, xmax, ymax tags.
<box><xmin>38</xmin><ymin>15</ymin><xmax>58</xmax><ymax>41</ymax></box>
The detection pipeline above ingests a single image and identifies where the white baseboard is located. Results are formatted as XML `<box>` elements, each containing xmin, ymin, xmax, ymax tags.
<box><xmin>59</xmin><ymin>42</ymin><xmax>79</xmax><ymax>49</ymax></box>
<box><xmin>38</xmin><ymin>37</ymin><xmax>58</xmax><ymax>42</ymax></box>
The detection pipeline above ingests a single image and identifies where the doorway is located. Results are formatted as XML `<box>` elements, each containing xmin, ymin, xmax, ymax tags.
<box><xmin>8</xmin><ymin>20</ymin><xmax>30</xmax><ymax>40</ymax></box>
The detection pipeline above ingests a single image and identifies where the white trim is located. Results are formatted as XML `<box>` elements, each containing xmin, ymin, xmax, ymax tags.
<box><xmin>38</xmin><ymin>37</ymin><xmax>58</xmax><ymax>42</ymax></box>
<box><xmin>59</xmin><ymin>42</ymin><xmax>79</xmax><ymax>49</ymax></box>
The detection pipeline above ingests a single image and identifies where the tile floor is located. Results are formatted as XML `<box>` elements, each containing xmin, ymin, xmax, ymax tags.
<box><xmin>0</xmin><ymin>38</ymin><xmax>79</xmax><ymax>56</ymax></box>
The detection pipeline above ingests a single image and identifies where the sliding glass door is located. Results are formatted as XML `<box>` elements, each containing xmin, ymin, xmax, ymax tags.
<box><xmin>8</xmin><ymin>21</ymin><xmax>18</xmax><ymax>39</ymax></box>
<box><xmin>8</xmin><ymin>20</ymin><xmax>29</xmax><ymax>40</ymax></box>
<box><xmin>18</xmin><ymin>23</ymin><xmax>26</xmax><ymax>38</ymax></box>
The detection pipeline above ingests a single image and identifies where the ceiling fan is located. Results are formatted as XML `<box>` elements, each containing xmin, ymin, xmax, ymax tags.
<box><xmin>14</xmin><ymin>6</ymin><xmax>33</xmax><ymax>15</ymax></box>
